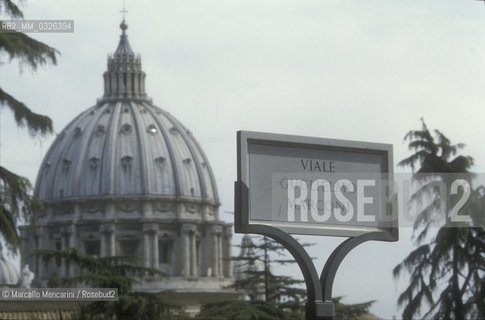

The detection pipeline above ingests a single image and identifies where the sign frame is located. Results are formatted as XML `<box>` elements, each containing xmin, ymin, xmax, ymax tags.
<box><xmin>235</xmin><ymin>130</ymin><xmax>398</xmax><ymax>241</ymax></box>
<box><xmin>235</xmin><ymin>130</ymin><xmax>399</xmax><ymax>319</ymax></box>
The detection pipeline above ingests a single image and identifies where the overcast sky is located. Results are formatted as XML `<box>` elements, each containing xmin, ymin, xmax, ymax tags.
<box><xmin>1</xmin><ymin>0</ymin><xmax>484</xmax><ymax>318</ymax></box>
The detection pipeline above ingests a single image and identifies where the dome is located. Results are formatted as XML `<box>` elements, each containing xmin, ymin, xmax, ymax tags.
<box><xmin>22</xmin><ymin>21</ymin><xmax>234</xmax><ymax>297</ymax></box>
<box><xmin>0</xmin><ymin>244</ymin><xmax>19</xmax><ymax>287</ymax></box>
<box><xmin>34</xmin><ymin>22</ymin><xmax>218</xmax><ymax>205</ymax></box>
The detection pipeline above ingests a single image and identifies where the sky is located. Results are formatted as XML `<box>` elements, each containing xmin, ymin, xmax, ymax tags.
<box><xmin>1</xmin><ymin>0</ymin><xmax>484</xmax><ymax>318</ymax></box>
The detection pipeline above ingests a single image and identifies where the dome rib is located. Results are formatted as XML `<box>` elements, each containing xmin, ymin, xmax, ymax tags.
<box><xmin>142</xmin><ymin>102</ymin><xmax>182</xmax><ymax>198</ymax></box>
<box><xmin>129</xmin><ymin>101</ymin><xmax>148</xmax><ymax>195</ymax></box>
<box><xmin>74</xmin><ymin>102</ymin><xmax>113</xmax><ymax>197</ymax></box>
<box><xmin>50</xmin><ymin>118</ymin><xmax>88</xmax><ymax>200</ymax></box>
<box><xmin>101</xmin><ymin>101</ymin><xmax>122</xmax><ymax>196</ymax></box>
<box><xmin>162</xmin><ymin>110</ymin><xmax>208</xmax><ymax>200</ymax></box>
<box><xmin>187</xmin><ymin>133</ymin><xmax>220</xmax><ymax>203</ymax></box>
<box><xmin>162</xmin><ymin>109</ymin><xmax>219</xmax><ymax>202</ymax></box>
<box><xmin>34</xmin><ymin>110</ymin><xmax>87</xmax><ymax>200</ymax></box>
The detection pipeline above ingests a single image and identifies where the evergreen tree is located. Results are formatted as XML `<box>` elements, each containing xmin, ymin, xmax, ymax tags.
<box><xmin>0</xmin><ymin>0</ymin><xmax>58</xmax><ymax>253</ymax></box>
<box><xmin>332</xmin><ymin>297</ymin><xmax>375</xmax><ymax>320</ymax></box>
<box><xmin>194</xmin><ymin>298</ymin><xmax>375</xmax><ymax>320</ymax></box>
<box><xmin>231</xmin><ymin>235</ymin><xmax>307</xmax><ymax>310</ymax></box>
<box><xmin>32</xmin><ymin>248</ymin><xmax>190</xmax><ymax>320</ymax></box>
<box><xmin>393</xmin><ymin>119</ymin><xmax>485</xmax><ymax>319</ymax></box>
<box><xmin>195</xmin><ymin>300</ymin><xmax>296</xmax><ymax>320</ymax></box>
<box><xmin>232</xmin><ymin>236</ymin><xmax>378</xmax><ymax>318</ymax></box>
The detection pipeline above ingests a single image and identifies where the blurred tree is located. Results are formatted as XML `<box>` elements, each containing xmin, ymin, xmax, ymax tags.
<box><xmin>0</xmin><ymin>0</ymin><xmax>58</xmax><ymax>253</ymax></box>
<box><xmin>194</xmin><ymin>298</ymin><xmax>375</xmax><ymax>320</ymax></box>
<box><xmin>195</xmin><ymin>300</ymin><xmax>293</xmax><ymax>320</ymax></box>
<box><xmin>393</xmin><ymin>119</ymin><xmax>485</xmax><ymax>319</ymax></box>
<box><xmin>231</xmin><ymin>236</ymin><xmax>376</xmax><ymax>319</ymax></box>
<box><xmin>231</xmin><ymin>235</ymin><xmax>307</xmax><ymax>310</ymax></box>
<box><xmin>332</xmin><ymin>297</ymin><xmax>375</xmax><ymax>320</ymax></box>
<box><xmin>32</xmin><ymin>248</ymin><xmax>190</xmax><ymax>320</ymax></box>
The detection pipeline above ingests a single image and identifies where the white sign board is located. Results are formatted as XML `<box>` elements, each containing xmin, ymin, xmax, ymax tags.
<box><xmin>236</xmin><ymin>131</ymin><xmax>398</xmax><ymax>239</ymax></box>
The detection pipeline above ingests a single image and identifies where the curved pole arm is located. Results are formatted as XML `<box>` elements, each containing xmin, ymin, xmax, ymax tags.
<box><xmin>235</xmin><ymin>180</ymin><xmax>322</xmax><ymax>303</ymax></box>
<box><xmin>249</xmin><ymin>224</ymin><xmax>322</xmax><ymax>303</ymax></box>
<box><xmin>235</xmin><ymin>181</ymin><xmax>334</xmax><ymax>319</ymax></box>
<box><xmin>320</xmin><ymin>231</ymin><xmax>395</xmax><ymax>301</ymax></box>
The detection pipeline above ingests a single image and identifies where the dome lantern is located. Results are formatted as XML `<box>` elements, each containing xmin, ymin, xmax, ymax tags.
<box><xmin>102</xmin><ymin>20</ymin><xmax>147</xmax><ymax>101</ymax></box>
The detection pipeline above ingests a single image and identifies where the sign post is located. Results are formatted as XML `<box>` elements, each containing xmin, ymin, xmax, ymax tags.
<box><xmin>235</xmin><ymin>131</ymin><xmax>398</xmax><ymax>320</ymax></box>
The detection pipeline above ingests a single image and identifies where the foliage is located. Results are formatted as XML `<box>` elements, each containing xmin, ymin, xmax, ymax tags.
<box><xmin>231</xmin><ymin>235</ymin><xmax>307</xmax><ymax>309</ymax></box>
<box><xmin>31</xmin><ymin>248</ymin><xmax>189</xmax><ymax>320</ymax></box>
<box><xmin>332</xmin><ymin>296</ymin><xmax>375</xmax><ymax>320</ymax></box>
<box><xmin>0</xmin><ymin>0</ymin><xmax>58</xmax><ymax>73</ymax></box>
<box><xmin>0</xmin><ymin>0</ymin><xmax>58</xmax><ymax>253</ymax></box>
<box><xmin>231</xmin><ymin>236</ymin><xmax>377</xmax><ymax>318</ymax></box>
<box><xmin>0</xmin><ymin>166</ymin><xmax>42</xmax><ymax>252</ymax></box>
<box><xmin>0</xmin><ymin>87</ymin><xmax>53</xmax><ymax>136</ymax></box>
<box><xmin>69</xmin><ymin>292</ymin><xmax>191</xmax><ymax>320</ymax></box>
<box><xmin>195</xmin><ymin>298</ymin><xmax>375</xmax><ymax>320</ymax></box>
<box><xmin>195</xmin><ymin>300</ymin><xmax>302</xmax><ymax>320</ymax></box>
<box><xmin>32</xmin><ymin>248</ymin><xmax>163</xmax><ymax>292</ymax></box>
<box><xmin>393</xmin><ymin>119</ymin><xmax>485</xmax><ymax>319</ymax></box>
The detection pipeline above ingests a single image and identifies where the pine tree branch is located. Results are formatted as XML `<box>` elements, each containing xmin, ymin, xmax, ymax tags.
<box><xmin>0</xmin><ymin>165</ymin><xmax>33</xmax><ymax>212</ymax></box>
<box><xmin>0</xmin><ymin>165</ymin><xmax>42</xmax><ymax>251</ymax></box>
<box><xmin>0</xmin><ymin>205</ymin><xmax>19</xmax><ymax>251</ymax></box>
<box><xmin>0</xmin><ymin>31</ymin><xmax>58</xmax><ymax>69</ymax></box>
<box><xmin>0</xmin><ymin>0</ymin><xmax>23</xmax><ymax>18</ymax></box>
<box><xmin>0</xmin><ymin>87</ymin><xmax>53</xmax><ymax>136</ymax></box>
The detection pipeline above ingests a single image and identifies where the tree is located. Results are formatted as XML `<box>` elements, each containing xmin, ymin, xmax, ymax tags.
<box><xmin>0</xmin><ymin>0</ymin><xmax>58</xmax><ymax>253</ymax></box>
<box><xmin>195</xmin><ymin>300</ymin><xmax>295</xmax><ymax>320</ymax></box>
<box><xmin>194</xmin><ymin>298</ymin><xmax>375</xmax><ymax>320</ymax></box>
<box><xmin>32</xmin><ymin>247</ymin><xmax>190</xmax><ymax>320</ymax></box>
<box><xmin>231</xmin><ymin>235</ymin><xmax>307</xmax><ymax>310</ymax></box>
<box><xmin>332</xmin><ymin>297</ymin><xmax>375</xmax><ymax>320</ymax></box>
<box><xmin>232</xmin><ymin>235</ymin><xmax>378</xmax><ymax>319</ymax></box>
<box><xmin>393</xmin><ymin>119</ymin><xmax>485</xmax><ymax>319</ymax></box>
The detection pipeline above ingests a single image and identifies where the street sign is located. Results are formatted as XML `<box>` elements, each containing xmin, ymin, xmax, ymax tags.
<box><xmin>236</xmin><ymin>131</ymin><xmax>398</xmax><ymax>239</ymax></box>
